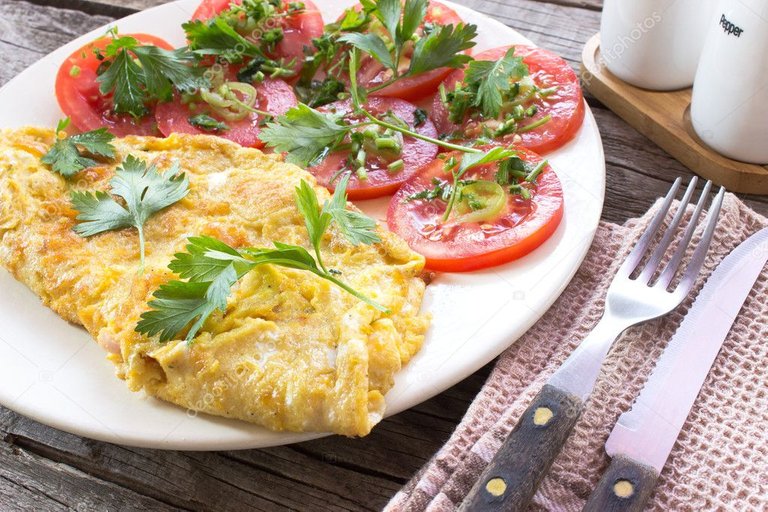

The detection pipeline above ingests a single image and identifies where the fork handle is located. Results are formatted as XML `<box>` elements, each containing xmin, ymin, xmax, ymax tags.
<box><xmin>458</xmin><ymin>384</ymin><xmax>584</xmax><ymax>512</ymax></box>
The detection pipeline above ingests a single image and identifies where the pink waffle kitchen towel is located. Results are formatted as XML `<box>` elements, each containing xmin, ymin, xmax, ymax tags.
<box><xmin>386</xmin><ymin>193</ymin><xmax>768</xmax><ymax>512</ymax></box>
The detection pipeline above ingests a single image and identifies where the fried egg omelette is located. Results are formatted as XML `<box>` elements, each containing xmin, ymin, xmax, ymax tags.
<box><xmin>0</xmin><ymin>127</ymin><xmax>430</xmax><ymax>436</ymax></box>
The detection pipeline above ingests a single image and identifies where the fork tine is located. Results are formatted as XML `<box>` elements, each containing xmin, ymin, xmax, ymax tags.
<box><xmin>673</xmin><ymin>186</ymin><xmax>726</xmax><ymax>293</ymax></box>
<box><xmin>656</xmin><ymin>180</ymin><xmax>713</xmax><ymax>289</ymax></box>
<box><xmin>618</xmin><ymin>178</ymin><xmax>682</xmax><ymax>276</ymax></box>
<box><xmin>637</xmin><ymin>177</ymin><xmax>699</xmax><ymax>283</ymax></box>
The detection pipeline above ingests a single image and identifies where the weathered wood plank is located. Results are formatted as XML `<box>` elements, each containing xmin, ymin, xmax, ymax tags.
<box><xmin>39</xmin><ymin>0</ymin><xmax>605</xmax><ymax>17</ymax></box>
<box><xmin>0</xmin><ymin>438</ymin><xmax>177</xmax><ymax>511</ymax></box>
<box><xmin>0</xmin><ymin>1</ymin><xmax>114</xmax><ymax>86</ymax></box>
<box><xmin>593</xmin><ymin>106</ymin><xmax>768</xmax><ymax>222</ymax></box>
<box><xmin>26</xmin><ymin>0</ymin><xmax>164</xmax><ymax>18</ymax></box>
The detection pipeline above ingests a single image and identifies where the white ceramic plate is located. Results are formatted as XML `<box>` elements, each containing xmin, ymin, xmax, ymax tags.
<box><xmin>0</xmin><ymin>0</ymin><xmax>604</xmax><ymax>450</ymax></box>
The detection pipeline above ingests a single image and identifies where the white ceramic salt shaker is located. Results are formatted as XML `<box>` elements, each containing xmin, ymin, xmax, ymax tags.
<box><xmin>600</xmin><ymin>0</ymin><xmax>718</xmax><ymax>90</ymax></box>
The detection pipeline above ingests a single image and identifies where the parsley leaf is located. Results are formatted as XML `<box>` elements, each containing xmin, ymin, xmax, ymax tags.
<box><xmin>455</xmin><ymin>146</ymin><xmax>517</xmax><ymax>181</ymax></box>
<box><xmin>337</xmin><ymin>32</ymin><xmax>394</xmax><ymax>71</ymax></box>
<box><xmin>136</xmin><ymin>279</ymin><xmax>230</xmax><ymax>343</ymax></box>
<box><xmin>295</xmin><ymin>174</ymin><xmax>381</xmax><ymax>272</ymax></box>
<box><xmin>464</xmin><ymin>47</ymin><xmax>528</xmax><ymax>118</ymax></box>
<box><xmin>295</xmin><ymin>178</ymin><xmax>333</xmax><ymax>269</ymax></box>
<box><xmin>70</xmin><ymin>155</ymin><xmax>190</xmax><ymax>266</ymax></box>
<box><xmin>132</xmin><ymin>46</ymin><xmax>207</xmax><ymax>97</ymax></box>
<box><xmin>374</xmin><ymin>0</ymin><xmax>402</xmax><ymax>44</ymax></box>
<box><xmin>258</xmin><ymin>103</ymin><xmax>351</xmax><ymax>167</ymax></box>
<box><xmin>334</xmin><ymin>0</ymin><xmax>475</xmax><ymax>94</ymax></box>
<box><xmin>408</xmin><ymin>22</ymin><xmax>476</xmax><ymax>76</ymax></box>
<box><xmin>183</xmin><ymin>16</ymin><xmax>295</xmax><ymax>77</ymax></box>
<box><xmin>169</xmin><ymin>235</ymin><xmax>254</xmax><ymax>282</ymax></box>
<box><xmin>41</xmin><ymin>118</ymin><xmax>116</xmax><ymax>177</ymax></box>
<box><xmin>398</xmin><ymin>0</ymin><xmax>428</xmax><ymax>46</ymax></box>
<box><xmin>184</xmin><ymin>18</ymin><xmax>259</xmax><ymax>63</ymax></box>
<box><xmin>98</xmin><ymin>47</ymin><xmax>147</xmax><ymax>118</ymax></box>
<box><xmin>97</xmin><ymin>35</ymin><xmax>207</xmax><ymax>119</ymax></box>
<box><xmin>323</xmin><ymin>174</ymin><xmax>381</xmax><ymax>246</ymax></box>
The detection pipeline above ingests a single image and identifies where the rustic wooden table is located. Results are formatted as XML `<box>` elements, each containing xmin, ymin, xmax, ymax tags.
<box><xmin>1</xmin><ymin>0</ymin><xmax>767</xmax><ymax>510</ymax></box>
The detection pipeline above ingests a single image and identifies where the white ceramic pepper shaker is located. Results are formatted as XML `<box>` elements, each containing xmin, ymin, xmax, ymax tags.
<box><xmin>691</xmin><ymin>0</ymin><xmax>768</xmax><ymax>164</ymax></box>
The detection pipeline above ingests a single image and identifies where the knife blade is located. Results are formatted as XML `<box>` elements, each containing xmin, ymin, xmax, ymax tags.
<box><xmin>583</xmin><ymin>226</ymin><xmax>768</xmax><ymax>512</ymax></box>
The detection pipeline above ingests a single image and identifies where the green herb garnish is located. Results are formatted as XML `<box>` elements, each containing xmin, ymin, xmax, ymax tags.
<box><xmin>96</xmin><ymin>34</ymin><xmax>207</xmax><ymax>119</ymax></box>
<box><xmin>337</xmin><ymin>0</ymin><xmax>476</xmax><ymax>94</ymax></box>
<box><xmin>183</xmin><ymin>8</ymin><xmax>296</xmax><ymax>78</ymax></box>
<box><xmin>188</xmin><ymin>114</ymin><xmax>229</xmax><ymax>132</ymax></box>
<box><xmin>259</xmin><ymin>103</ymin><xmax>351</xmax><ymax>167</ymax></box>
<box><xmin>136</xmin><ymin>177</ymin><xmax>386</xmax><ymax>343</ymax></box>
<box><xmin>70</xmin><ymin>155</ymin><xmax>189</xmax><ymax>267</ymax></box>
<box><xmin>41</xmin><ymin>118</ymin><xmax>116</xmax><ymax>177</ymax></box>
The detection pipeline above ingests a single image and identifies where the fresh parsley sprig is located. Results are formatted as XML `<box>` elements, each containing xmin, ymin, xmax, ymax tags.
<box><xmin>337</xmin><ymin>0</ymin><xmax>476</xmax><ymax>94</ymax></box>
<box><xmin>136</xmin><ymin>177</ymin><xmax>386</xmax><ymax>343</ymax></box>
<box><xmin>258</xmin><ymin>103</ymin><xmax>354</xmax><ymax>167</ymax></box>
<box><xmin>461</xmin><ymin>47</ymin><xmax>529</xmax><ymax>119</ymax></box>
<box><xmin>442</xmin><ymin>47</ymin><xmax>556</xmax><ymax>136</ymax></box>
<box><xmin>295</xmin><ymin>173</ymin><xmax>381</xmax><ymax>272</ymax></box>
<box><xmin>41</xmin><ymin>118</ymin><xmax>116</xmax><ymax>176</ymax></box>
<box><xmin>96</xmin><ymin>33</ymin><xmax>208</xmax><ymax>119</ymax></box>
<box><xmin>70</xmin><ymin>155</ymin><xmax>190</xmax><ymax>268</ymax></box>
<box><xmin>183</xmin><ymin>12</ymin><xmax>296</xmax><ymax>78</ymax></box>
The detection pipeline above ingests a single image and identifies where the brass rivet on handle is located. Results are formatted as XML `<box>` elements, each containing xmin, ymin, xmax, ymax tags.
<box><xmin>533</xmin><ymin>406</ymin><xmax>554</xmax><ymax>426</ymax></box>
<box><xmin>485</xmin><ymin>477</ymin><xmax>507</xmax><ymax>497</ymax></box>
<box><xmin>613</xmin><ymin>479</ymin><xmax>635</xmax><ymax>498</ymax></box>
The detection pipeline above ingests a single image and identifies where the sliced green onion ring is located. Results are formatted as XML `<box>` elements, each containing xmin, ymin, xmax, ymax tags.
<box><xmin>452</xmin><ymin>180</ymin><xmax>507</xmax><ymax>224</ymax></box>
<box><xmin>200</xmin><ymin>82</ymin><xmax>259</xmax><ymax>121</ymax></box>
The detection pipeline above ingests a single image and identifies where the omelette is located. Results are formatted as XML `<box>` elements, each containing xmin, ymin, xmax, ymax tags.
<box><xmin>0</xmin><ymin>127</ymin><xmax>430</xmax><ymax>436</ymax></box>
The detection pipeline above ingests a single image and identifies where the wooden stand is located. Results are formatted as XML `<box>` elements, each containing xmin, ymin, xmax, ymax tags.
<box><xmin>580</xmin><ymin>33</ymin><xmax>768</xmax><ymax>195</ymax></box>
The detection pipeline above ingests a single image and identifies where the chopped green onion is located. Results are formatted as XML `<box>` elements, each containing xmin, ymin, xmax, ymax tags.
<box><xmin>387</xmin><ymin>159</ymin><xmax>404</xmax><ymax>173</ymax></box>
<box><xmin>452</xmin><ymin>180</ymin><xmax>507</xmax><ymax>223</ymax></box>
<box><xmin>525</xmin><ymin>159</ymin><xmax>548</xmax><ymax>182</ymax></box>
<box><xmin>518</xmin><ymin>114</ymin><xmax>552</xmax><ymax>133</ymax></box>
<box><xmin>374</xmin><ymin>137</ymin><xmax>401</xmax><ymax>151</ymax></box>
<box><xmin>509</xmin><ymin>184</ymin><xmax>532</xmax><ymax>200</ymax></box>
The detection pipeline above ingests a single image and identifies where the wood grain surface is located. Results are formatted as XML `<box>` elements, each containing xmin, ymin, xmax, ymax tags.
<box><xmin>1</xmin><ymin>1</ymin><xmax>767</xmax><ymax>511</ymax></box>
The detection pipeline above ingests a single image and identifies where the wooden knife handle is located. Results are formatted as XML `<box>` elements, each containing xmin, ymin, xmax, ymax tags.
<box><xmin>582</xmin><ymin>455</ymin><xmax>659</xmax><ymax>512</ymax></box>
<box><xmin>458</xmin><ymin>384</ymin><xmax>584</xmax><ymax>512</ymax></box>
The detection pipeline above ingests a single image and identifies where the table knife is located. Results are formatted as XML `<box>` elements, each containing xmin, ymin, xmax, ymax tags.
<box><xmin>582</xmin><ymin>227</ymin><xmax>768</xmax><ymax>512</ymax></box>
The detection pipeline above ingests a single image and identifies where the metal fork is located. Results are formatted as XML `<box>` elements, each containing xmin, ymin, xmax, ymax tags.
<box><xmin>459</xmin><ymin>178</ymin><xmax>725</xmax><ymax>512</ymax></box>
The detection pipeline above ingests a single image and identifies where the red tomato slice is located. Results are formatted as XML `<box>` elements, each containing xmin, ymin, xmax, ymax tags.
<box><xmin>190</xmin><ymin>0</ymin><xmax>324</xmax><ymax>76</ymax></box>
<box><xmin>432</xmin><ymin>45</ymin><xmax>585</xmax><ymax>154</ymax></box>
<box><xmin>55</xmin><ymin>33</ymin><xmax>174</xmax><ymax>136</ymax></box>
<box><xmin>309</xmin><ymin>97</ymin><xmax>438</xmax><ymax>200</ymax></box>
<box><xmin>387</xmin><ymin>147</ymin><xmax>564</xmax><ymax>272</ymax></box>
<box><xmin>155</xmin><ymin>78</ymin><xmax>297</xmax><ymax>148</ymax></box>
<box><xmin>351</xmin><ymin>1</ymin><xmax>468</xmax><ymax>101</ymax></box>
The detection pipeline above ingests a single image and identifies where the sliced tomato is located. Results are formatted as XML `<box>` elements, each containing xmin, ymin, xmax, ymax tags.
<box><xmin>55</xmin><ymin>33</ymin><xmax>174</xmax><ymax>136</ymax></box>
<box><xmin>432</xmin><ymin>45</ymin><xmax>585</xmax><ymax>155</ymax></box>
<box><xmin>308</xmin><ymin>97</ymin><xmax>438</xmax><ymax>200</ymax></box>
<box><xmin>349</xmin><ymin>1</ymin><xmax>467</xmax><ymax>101</ymax></box>
<box><xmin>388</xmin><ymin>147</ymin><xmax>564</xmax><ymax>272</ymax></box>
<box><xmin>190</xmin><ymin>0</ymin><xmax>324</xmax><ymax>76</ymax></box>
<box><xmin>155</xmin><ymin>78</ymin><xmax>297</xmax><ymax>148</ymax></box>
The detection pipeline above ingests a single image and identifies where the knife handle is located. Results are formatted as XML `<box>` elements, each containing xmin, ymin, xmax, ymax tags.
<box><xmin>582</xmin><ymin>455</ymin><xmax>659</xmax><ymax>512</ymax></box>
<box><xmin>458</xmin><ymin>384</ymin><xmax>584</xmax><ymax>512</ymax></box>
